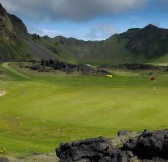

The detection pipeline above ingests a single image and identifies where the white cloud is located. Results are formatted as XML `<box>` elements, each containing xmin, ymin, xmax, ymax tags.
<box><xmin>83</xmin><ymin>24</ymin><xmax>119</xmax><ymax>40</ymax></box>
<box><xmin>28</xmin><ymin>25</ymin><xmax>68</xmax><ymax>38</ymax></box>
<box><xmin>41</xmin><ymin>29</ymin><xmax>62</xmax><ymax>37</ymax></box>
<box><xmin>0</xmin><ymin>0</ymin><xmax>148</xmax><ymax>21</ymax></box>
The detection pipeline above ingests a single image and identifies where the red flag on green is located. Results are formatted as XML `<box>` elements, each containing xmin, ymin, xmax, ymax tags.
<box><xmin>150</xmin><ymin>77</ymin><xmax>155</xmax><ymax>81</ymax></box>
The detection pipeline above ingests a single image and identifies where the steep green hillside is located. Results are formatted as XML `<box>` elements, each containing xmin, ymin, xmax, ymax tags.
<box><xmin>0</xmin><ymin>4</ymin><xmax>56</xmax><ymax>61</ymax></box>
<box><xmin>36</xmin><ymin>36</ymin><xmax>133</xmax><ymax>65</ymax></box>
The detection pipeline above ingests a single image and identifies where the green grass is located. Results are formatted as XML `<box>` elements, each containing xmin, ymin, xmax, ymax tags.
<box><xmin>1</xmin><ymin>62</ymin><xmax>168</xmax><ymax>156</ymax></box>
<box><xmin>39</xmin><ymin>36</ymin><xmax>138</xmax><ymax>65</ymax></box>
<box><xmin>2</xmin><ymin>62</ymin><xmax>30</xmax><ymax>80</ymax></box>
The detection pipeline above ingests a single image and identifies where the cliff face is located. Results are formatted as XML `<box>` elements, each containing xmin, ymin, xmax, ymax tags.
<box><xmin>0</xmin><ymin>3</ymin><xmax>55</xmax><ymax>61</ymax></box>
<box><xmin>9</xmin><ymin>14</ymin><xmax>28</xmax><ymax>35</ymax></box>
<box><xmin>0</xmin><ymin>3</ymin><xmax>28</xmax><ymax>61</ymax></box>
<box><xmin>0</xmin><ymin>3</ymin><xmax>27</xmax><ymax>40</ymax></box>
<box><xmin>0</xmin><ymin>4</ymin><xmax>13</xmax><ymax>40</ymax></box>
<box><xmin>124</xmin><ymin>24</ymin><xmax>168</xmax><ymax>57</ymax></box>
<box><xmin>116</xmin><ymin>24</ymin><xmax>167</xmax><ymax>59</ymax></box>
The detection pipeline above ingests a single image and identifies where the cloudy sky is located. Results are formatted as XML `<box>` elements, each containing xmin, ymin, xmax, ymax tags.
<box><xmin>0</xmin><ymin>0</ymin><xmax>168</xmax><ymax>40</ymax></box>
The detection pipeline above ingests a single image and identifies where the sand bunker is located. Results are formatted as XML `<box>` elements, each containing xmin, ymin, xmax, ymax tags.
<box><xmin>0</xmin><ymin>90</ymin><xmax>7</xmax><ymax>96</ymax></box>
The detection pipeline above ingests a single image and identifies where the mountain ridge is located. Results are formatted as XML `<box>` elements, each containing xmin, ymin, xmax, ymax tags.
<box><xmin>1</xmin><ymin>3</ymin><xmax>168</xmax><ymax>64</ymax></box>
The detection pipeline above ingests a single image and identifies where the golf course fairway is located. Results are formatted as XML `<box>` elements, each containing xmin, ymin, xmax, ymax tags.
<box><xmin>0</xmin><ymin>62</ymin><xmax>168</xmax><ymax>155</ymax></box>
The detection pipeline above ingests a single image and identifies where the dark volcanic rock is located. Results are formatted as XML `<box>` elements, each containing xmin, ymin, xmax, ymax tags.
<box><xmin>56</xmin><ymin>137</ymin><xmax>133</xmax><ymax>162</ymax></box>
<box><xmin>30</xmin><ymin>59</ymin><xmax>111</xmax><ymax>76</ymax></box>
<box><xmin>123</xmin><ymin>129</ymin><xmax>168</xmax><ymax>160</ymax></box>
<box><xmin>99</xmin><ymin>63</ymin><xmax>165</xmax><ymax>71</ymax></box>
<box><xmin>56</xmin><ymin>129</ymin><xmax>168</xmax><ymax>162</ymax></box>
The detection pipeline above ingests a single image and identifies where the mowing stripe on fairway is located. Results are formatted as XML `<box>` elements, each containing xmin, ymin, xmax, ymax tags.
<box><xmin>1</xmin><ymin>62</ymin><xmax>30</xmax><ymax>80</ymax></box>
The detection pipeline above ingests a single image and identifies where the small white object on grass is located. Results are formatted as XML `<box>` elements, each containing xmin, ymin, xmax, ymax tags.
<box><xmin>0</xmin><ymin>90</ymin><xmax>7</xmax><ymax>96</ymax></box>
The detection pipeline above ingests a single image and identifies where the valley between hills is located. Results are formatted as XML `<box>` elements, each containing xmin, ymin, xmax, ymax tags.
<box><xmin>1</xmin><ymin>2</ymin><xmax>168</xmax><ymax>162</ymax></box>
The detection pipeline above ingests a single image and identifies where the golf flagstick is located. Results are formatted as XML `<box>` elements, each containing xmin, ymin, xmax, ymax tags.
<box><xmin>150</xmin><ymin>76</ymin><xmax>156</xmax><ymax>95</ymax></box>
<box><xmin>153</xmin><ymin>79</ymin><xmax>156</xmax><ymax>95</ymax></box>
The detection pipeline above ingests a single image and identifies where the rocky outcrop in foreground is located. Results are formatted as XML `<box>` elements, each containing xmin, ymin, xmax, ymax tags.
<box><xmin>56</xmin><ymin>137</ymin><xmax>133</xmax><ymax>162</ymax></box>
<box><xmin>56</xmin><ymin>129</ymin><xmax>168</xmax><ymax>162</ymax></box>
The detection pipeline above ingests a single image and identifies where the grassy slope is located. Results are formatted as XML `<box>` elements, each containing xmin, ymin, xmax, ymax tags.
<box><xmin>0</xmin><ymin>63</ymin><xmax>168</xmax><ymax>156</ymax></box>
<box><xmin>38</xmin><ymin>36</ymin><xmax>159</xmax><ymax>65</ymax></box>
<box><xmin>38</xmin><ymin>37</ymin><xmax>137</xmax><ymax>65</ymax></box>
<box><xmin>37</xmin><ymin>38</ymin><xmax>78</xmax><ymax>63</ymax></box>
<box><xmin>0</xmin><ymin>35</ymin><xmax>59</xmax><ymax>62</ymax></box>
<box><xmin>0</xmin><ymin>37</ymin><xmax>33</xmax><ymax>61</ymax></box>
<box><xmin>2</xmin><ymin>62</ymin><xmax>30</xmax><ymax>79</ymax></box>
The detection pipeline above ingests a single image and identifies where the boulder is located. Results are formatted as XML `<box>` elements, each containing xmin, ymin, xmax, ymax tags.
<box><xmin>56</xmin><ymin>137</ymin><xmax>133</xmax><ymax>162</ymax></box>
<box><xmin>29</xmin><ymin>59</ymin><xmax>111</xmax><ymax>76</ymax></box>
<box><xmin>123</xmin><ymin>129</ymin><xmax>168</xmax><ymax>160</ymax></box>
<box><xmin>56</xmin><ymin>129</ymin><xmax>168</xmax><ymax>162</ymax></box>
